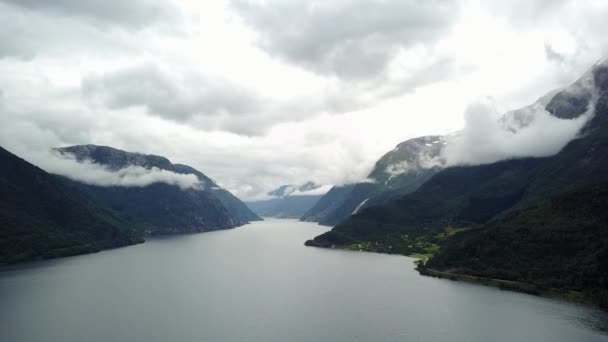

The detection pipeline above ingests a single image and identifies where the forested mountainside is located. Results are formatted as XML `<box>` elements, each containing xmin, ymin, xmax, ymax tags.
<box><xmin>305</xmin><ymin>62</ymin><xmax>608</xmax><ymax>305</ymax></box>
<box><xmin>57</xmin><ymin>145</ymin><xmax>260</xmax><ymax>234</ymax></box>
<box><xmin>0</xmin><ymin>146</ymin><xmax>142</xmax><ymax>264</ymax></box>
<box><xmin>426</xmin><ymin>181</ymin><xmax>608</xmax><ymax>306</ymax></box>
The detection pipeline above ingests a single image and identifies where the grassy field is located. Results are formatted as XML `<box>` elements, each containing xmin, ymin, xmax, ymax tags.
<box><xmin>342</xmin><ymin>226</ymin><xmax>470</xmax><ymax>267</ymax></box>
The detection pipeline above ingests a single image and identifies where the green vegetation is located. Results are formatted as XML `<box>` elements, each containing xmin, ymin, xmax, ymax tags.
<box><xmin>173</xmin><ymin>164</ymin><xmax>262</xmax><ymax>222</ymax></box>
<box><xmin>309</xmin><ymin>91</ymin><xmax>608</xmax><ymax>250</ymax></box>
<box><xmin>427</xmin><ymin>182</ymin><xmax>608</xmax><ymax>307</ymax></box>
<box><xmin>339</xmin><ymin>226</ymin><xmax>469</xmax><ymax>266</ymax></box>
<box><xmin>306</xmin><ymin>76</ymin><xmax>608</xmax><ymax>306</ymax></box>
<box><xmin>57</xmin><ymin>145</ymin><xmax>257</xmax><ymax>234</ymax></box>
<box><xmin>0</xmin><ymin>147</ymin><xmax>143</xmax><ymax>265</ymax></box>
<box><xmin>61</xmin><ymin>179</ymin><xmax>238</xmax><ymax>235</ymax></box>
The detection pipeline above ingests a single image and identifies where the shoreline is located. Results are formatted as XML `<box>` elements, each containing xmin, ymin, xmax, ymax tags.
<box><xmin>304</xmin><ymin>242</ymin><xmax>599</xmax><ymax>307</ymax></box>
<box><xmin>416</xmin><ymin>266</ymin><xmax>594</xmax><ymax>306</ymax></box>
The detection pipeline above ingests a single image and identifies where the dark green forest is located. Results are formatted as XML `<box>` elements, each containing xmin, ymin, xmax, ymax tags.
<box><xmin>0</xmin><ymin>147</ymin><xmax>143</xmax><ymax>264</ymax></box>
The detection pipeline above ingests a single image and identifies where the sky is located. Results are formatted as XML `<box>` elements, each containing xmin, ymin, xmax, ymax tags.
<box><xmin>0</xmin><ymin>0</ymin><xmax>607</xmax><ymax>200</ymax></box>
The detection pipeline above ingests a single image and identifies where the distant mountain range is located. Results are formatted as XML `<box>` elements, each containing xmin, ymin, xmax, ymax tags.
<box><xmin>305</xmin><ymin>60</ymin><xmax>608</xmax><ymax>307</ymax></box>
<box><xmin>246</xmin><ymin>182</ymin><xmax>327</xmax><ymax>218</ymax></box>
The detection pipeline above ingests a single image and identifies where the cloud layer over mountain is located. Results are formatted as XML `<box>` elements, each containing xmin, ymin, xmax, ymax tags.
<box><xmin>442</xmin><ymin>98</ymin><xmax>592</xmax><ymax>166</ymax></box>
<box><xmin>1</xmin><ymin>0</ymin><xmax>608</xmax><ymax>199</ymax></box>
<box><xmin>25</xmin><ymin>150</ymin><xmax>203</xmax><ymax>189</ymax></box>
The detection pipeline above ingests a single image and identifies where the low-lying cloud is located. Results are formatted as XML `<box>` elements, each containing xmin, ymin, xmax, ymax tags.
<box><xmin>385</xmin><ymin>161</ymin><xmax>412</xmax><ymax>177</ymax></box>
<box><xmin>2</xmin><ymin>0</ymin><xmax>608</xmax><ymax>201</ymax></box>
<box><xmin>288</xmin><ymin>184</ymin><xmax>333</xmax><ymax>197</ymax></box>
<box><xmin>442</xmin><ymin>97</ymin><xmax>592</xmax><ymax>166</ymax></box>
<box><xmin>384</xmin><ymin>152</ymin><xmax>444</xmax><ymax>178</ymax></box>
<box><xmin>38</xmin><ymin>151</ymin><xmax>202</xmax><ymax>190</ymax></box>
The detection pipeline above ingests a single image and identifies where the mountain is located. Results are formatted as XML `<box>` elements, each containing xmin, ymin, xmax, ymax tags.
<box><xmin>302</xmin><ymin>62</ymin><xmax>603</xmax><ymax>228</ymax></box>
<box><xmin>172</xmin><ymin>164</ymin><xmax>261</xmax><ymax>223</ymax></box>
<box><xmin>246</xmin><ymin>182</ymin><xmax>326</xmax><ymax>218</ymax></box>
<box><xmin>301</xmin><ymin>135</ymin><xmax>446</xmax><ymax>225</ymax></box>
<box><xmin>426</xmin><ymin>182</ymin><xmax>608</xmax><ymax>306</ymax></box>
<box><xmin>0</xmin><ymin>146</ymin><xmax>143</xmax><ymax>264</ymax></box>
<box><xmin>246</xmin><ymin>196</ymin><xmax>323</xmax><ymax>219</ymax></box>
<box><xmin>56</xmin><ymin>145</ymin><xmax>260</xmax><ymax>234</ymax></box>
<box><xmin>305</xmin><ymin>61</ymin><xmax>608</xmax><ymax>304</ymax></box>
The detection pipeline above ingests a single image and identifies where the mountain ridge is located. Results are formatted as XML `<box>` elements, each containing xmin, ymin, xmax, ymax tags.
<box><xmin>304</xmin><ymin>62</ymin><xmax>608</xmax><ymax>305</ymax></box>
<box><xmin>56</xmin><ymin>145</ymin><xmax>260</xmax><ymax>234</ymax></box>
<box><xmin>301</xmin><ymin>135</ymin><xmax>446</xmax><ymax>225</ymax></box>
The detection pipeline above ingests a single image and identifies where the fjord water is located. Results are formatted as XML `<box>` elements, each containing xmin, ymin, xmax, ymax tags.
<box><xmin>1</xmin><ymin>219</ymin><xmax>607</xmax><ymax>342</ymax></box>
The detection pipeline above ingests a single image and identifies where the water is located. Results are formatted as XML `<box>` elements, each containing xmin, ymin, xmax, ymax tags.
<box><xmin>1</xmin><ymin>219</ymin><xmax>607</xmax><ymax>342</ymax></box>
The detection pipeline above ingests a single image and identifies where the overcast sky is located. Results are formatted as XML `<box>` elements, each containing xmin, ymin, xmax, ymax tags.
<box><xmin>1</xmin><ymin>0</ymin><xmax>607</xmax><ymax>200</ymax></box>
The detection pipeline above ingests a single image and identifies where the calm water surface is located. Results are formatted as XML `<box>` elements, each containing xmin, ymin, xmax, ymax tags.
<box><xmin>1</xmin><ymin>219</ymin><xmax>607</xmax><ymax>342</ymax></box>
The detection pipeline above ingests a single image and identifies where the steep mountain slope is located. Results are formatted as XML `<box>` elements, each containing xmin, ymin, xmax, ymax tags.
<box><xmin>56</xmin><ymin>145</ymin><xmax>259</xmax><ymax>234</ymax></box>
<box><xmin>426</xmin><ymin>182</ymin><xmax>608</xmax><ymax>306</ymax></box>
<box><xmin>0</xmin><ymin>146</ymin><xmax>143</xmax><ymax>264</ymax></box>
<box><xmin>246</xmin><ymin>182</ymin><xmax>325</xmax><ymax>218</ymax></box>
<box><xmin>307</xmin><ymin>62</ymin><xmax>608</xmax><ymax>250</ymax></box>
<box><xmin>173</xmin><ymin>164</ymin><xmax>261</xmax><ymax>222</ymax></box>
<box><xmin>303</xmin><ymin>61</ymin><xmax>603</xmax><ymax>228</ymax></box>
<box><xmin>298</xmin><ymin>185</ymin><xmax>355</xmax><ymax>222</ymax></box>
<box><xmin>306</xmin><ymin>157</ymin><xmax>544</xmax><ymax>249</ymax></box>
<box><xmin>301</xmin><ymin>135</ymin><xmax>445</xmax><ymax>225</ymax></box>
<box><xmin>306</xmin><ymin>62</ymin><xmax>608</xmax><ymax>304</ymax></box>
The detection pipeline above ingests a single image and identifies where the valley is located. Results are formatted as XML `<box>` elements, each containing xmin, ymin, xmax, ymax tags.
<box><xmin>2</xmin><ymin>2</ymin><xmax>608</xmax><ymax>340</ymax></box>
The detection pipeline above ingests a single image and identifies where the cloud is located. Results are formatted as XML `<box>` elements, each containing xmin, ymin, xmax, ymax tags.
<box><xmin>544</xmin><ymin>44</ymin><xmax>566</xmax><ymax>63</ymax></box>
<box><xmin>81</xmin><ymin>62</ymin><xmax>437</xmax><ymax>136</ymax></box>
<box><xmin>82</xmin><ymin>63</ymin><xmax>262</xmax><ymax>124</ymax></box>
<box><xmin>232</xmin><ymin>0</ymin><xmax>458</xmax><ymax>80</ymax></box>
<box><xmin>38</xmin><ymin>150</ymin><xmax>202</xmax><ymax>190</ymax></box>
<box><xmin>384</xmin><ymin>151</ymin><xmax>444</xmax><ymax>178</ymax></box>
<box><xmin>0</xmin><ymin>0</ymin><xmax>180</xmax><ymax>29</ymax></box>
<box><xmin>0</xmin><ymin>2</ymin><xmax>141</xmax><ymax>60</ymax></box>
<box><xmin>442</xmin><ymin>97</ymin><xmax>592</xmax><ymax>166</ymax></box>
<box><xmin>386</xmin><ymin>161</ymin><xmax>411</xmax><ymax>177</ymax></box>
<box><xmin>481</xmin><ymin>0</ymin><xmax>569</xmax><ymax>26</ymax></box>
<box><xmin>288</xmin><ymin>184</ymin><xmax>333</xmax><ymax>197</ymax></box>
<box><xmin>2</xmin><ymin>0</ymin><xmax>608</xmax><ymax>201</ymax></box>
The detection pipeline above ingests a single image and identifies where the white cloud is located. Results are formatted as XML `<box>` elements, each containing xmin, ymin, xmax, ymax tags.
<box><xmin>28</xmin><ymin>150</ymin><xmax>202</xmax><ymax>189</ymax></box>
<box><xmin>442</xmin><ymin>97</ymin><xmax>592</xmax><ymax>166</ymax></box>
<box><xmin>288</xmin><ymin>184</ymin><xmax>333</xmax><ymax>197</ymax></box>
<box><xmin>0</xmin><ymin>0</ymin><xmax>607</xmax><ymax>200</ymax></box>
<box><xmin>232</xmin><ymin>0</ymin><xmax>459</xmax><ymax>80</ymax></box>
<box><xmin>386</xmin><ymin>161</ymin><xmax>411</xmax><ymax>177</ymax></box>
<box><xmin>0</xmin><ymin>0</ymin><xmax>181</xmax><ymax>29</ymax></box>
